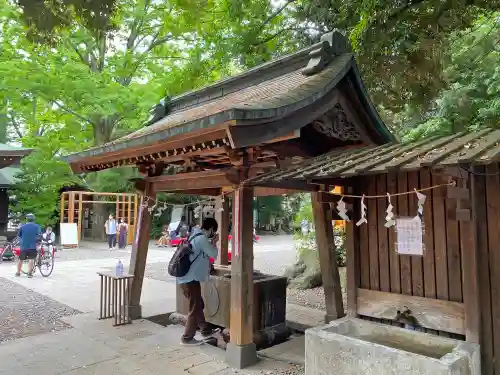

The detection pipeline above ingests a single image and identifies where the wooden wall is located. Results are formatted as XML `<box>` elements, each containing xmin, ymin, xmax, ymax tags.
<box><xmin>346</xmin><ymin>168</ymin><xmax>500</xmax><ymax>374</ymax></box>
<box><xmin>474</xmin><ymin>165</ymin><xmax>500</xmax><ymax>375</ymax></box>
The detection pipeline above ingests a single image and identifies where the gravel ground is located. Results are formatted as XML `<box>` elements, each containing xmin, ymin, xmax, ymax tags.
<box><xmin>270</xmin><ymin>364</ymin><xmax>305</xmax><ymax>375</ymax></box>
<box><xmin>0</xmin><ymin>277</ymin><xmax>81</xmax><ymax>343</ymax></box>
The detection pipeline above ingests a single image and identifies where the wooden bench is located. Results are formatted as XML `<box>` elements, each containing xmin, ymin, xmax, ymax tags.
<box><xmin>97</xmin><ymin>271</ymin><xmax>134</xmax><ymax>326</ymax></box>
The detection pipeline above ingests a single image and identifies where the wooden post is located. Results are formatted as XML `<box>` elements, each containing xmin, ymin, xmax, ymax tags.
<box><xmin>227</xmin><ymin>185</ymin><xmax>257</xmax><ymax>368</ymax></box>
<box><xmin>345</xmin><ymin>188</ymin><xmax>359</xmax><ymax>316</ymax></box>
<box><xmin>462</xmin><ymin>167</ymin><xmax>481</xmax><ymax>344</ymax></box>
<box><xmin>215</xmin><ymin>195</ymin><xmax>230</xmax><ymax>265</ymax></box>
<box><xmin>60</xmin><ymin>192</ymin><xmax>66</xmax><ymax>223</ymax></box>
<box><xmin>128</xmin><ymin>183</ymin><xmax>155</xmax><ymax>319</ymax></box>
<box><xmin>68</xmin><ymin>192</ymin><xmax>75</xmax><ymax>223</ymax></box>
<box><xmin>127</xmin><ymin>195</ymin><xmax>132</xmax><ymax>244</ymax></box>
<box><xmin>77</xmin><ymin>192</ymin><xmax>83</xmax><ymax>242</ymax></box>
<box><xmin>312</xmin><ymin>191</ymin><xmax>345</xmax><ymax>322</ymax></box>
<box><xmin>115</xmin><ymin>195</ymin><xmax>120</xmax><ymax>219</ymax></box>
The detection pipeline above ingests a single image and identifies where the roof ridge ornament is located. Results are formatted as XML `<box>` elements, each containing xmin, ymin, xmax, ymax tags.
<box><xmin>144</xmin><ymin>96</ymin><xmax>172</xmax><ymax>127</ymax></box>
<box><xmin>302</xmin><ymin>30</ymin><xmax>350</xmax><ymax>76</ymax></box>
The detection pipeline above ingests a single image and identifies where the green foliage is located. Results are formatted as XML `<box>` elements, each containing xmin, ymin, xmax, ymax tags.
<box><xmin>2</xmin><ymin>0</ymin><xmax>498</xmax><ymax>230</ymax></box>
<box><xmin>285</xmin><ymin>229</ymin><xmax>346</xmax><ymax>289</ymax></box>
<box><xmin>12</xmin><ymin>151</ymin><xmax>80</xmax><ymax>226</ymax></box>
<box><xmin>397</xmin><ymin>13</ymin><xmax>500</xmax><ymax>141</ymax></box>
<box><xmin>293</xmin><ymin>194</ymin><xmax>312</xmax><ymax>227</ymax></box>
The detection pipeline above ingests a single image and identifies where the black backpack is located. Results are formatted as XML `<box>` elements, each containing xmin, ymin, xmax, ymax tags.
<box><xmin>168</xmin><ymin>233</ymin><xmax>203</xmax><ymax>277</ymax></box>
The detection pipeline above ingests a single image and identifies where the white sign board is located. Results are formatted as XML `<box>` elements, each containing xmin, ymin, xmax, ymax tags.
<box><xmin>171</xmin><ymin>206</ymin><xmax>184</xmax><ymax>223</ymax></box>
<box><xmin>395</xmin><ymin>217</ymin><xmax>424</xmax><ymax>256</ymax></box>
<box><xmin>59</xmin><ymin>223</ymin><xmax>79</xmax><ymax>246</ymax></box>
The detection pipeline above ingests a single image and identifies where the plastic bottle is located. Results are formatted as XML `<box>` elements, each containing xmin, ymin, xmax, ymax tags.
<box><xmin>116</xmin><ymin>260</ymin><xmax>124</xmax><ymax>276</ymax></box>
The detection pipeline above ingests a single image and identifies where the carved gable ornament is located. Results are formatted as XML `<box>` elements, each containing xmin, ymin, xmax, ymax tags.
<box><xmin>312</xmin><ymin>103</ymin><xmax>361</xmax><ymax>141</ymax></box>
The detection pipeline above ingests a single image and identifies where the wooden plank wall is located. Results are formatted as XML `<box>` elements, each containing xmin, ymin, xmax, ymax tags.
<box><xmin>357</xmin><ymin>170</ymin><xmax>463</xmax><ymax>306</ymax></box>
<box><xmin>350</xmin><ymin>168</ymin><xmax>500</xmax><ymax>374</ymax></box>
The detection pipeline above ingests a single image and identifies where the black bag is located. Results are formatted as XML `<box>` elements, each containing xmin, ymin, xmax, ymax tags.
<box><xmin>167</xmin><ymin>233</ymin><xmax>203</xmax><ymax>277</ymax></box>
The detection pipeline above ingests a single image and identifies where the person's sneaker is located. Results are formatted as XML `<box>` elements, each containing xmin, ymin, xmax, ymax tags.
<box><xmin>14</xmin><ymin>272</ymin><xmax>20</xmax><ymax>277</ymax></box>
<box><xmin>27</xmin><ymin>273</ymin><xmax>33</xmax><ymax>278</ymax></box>
<box><xmin>201</xmin><ymin>329</ymin><xmax>216</xmax><ymax>338</ymax></box>
<box><xmin>180</xmin><ymin>338</ymin><xmax>204</xmax><ymax>346</ymax></box>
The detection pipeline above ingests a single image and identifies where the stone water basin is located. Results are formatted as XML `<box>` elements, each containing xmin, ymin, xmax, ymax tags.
<box><xmin>305</xmin><ymin>317</ymin><xmax>479</xmax><ymax>375</ymax></box>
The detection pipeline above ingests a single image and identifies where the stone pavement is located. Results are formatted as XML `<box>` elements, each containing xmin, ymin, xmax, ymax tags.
<box><xmin>0</xmin><ymin>312</ymin><xmax>301</xmax><ymax>375</ymax></box>
<box><xmin>0</xmin><ymin>245</ymin><xmax>177</xmax><ymax>314</ymax></box>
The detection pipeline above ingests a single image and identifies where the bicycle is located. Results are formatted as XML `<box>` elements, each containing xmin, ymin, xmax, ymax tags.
<box><xmin>16</xmin><ymin>241</ymin><xmax>55</xmax><ymax>277</ymax></box>
<box><xmin>0</xmin><ymin>237</ymin><xmax>19</xmax><ymax>263</ymax></box>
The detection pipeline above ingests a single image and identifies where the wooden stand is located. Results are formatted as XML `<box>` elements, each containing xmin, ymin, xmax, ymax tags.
<box><xmin>97</xmin><ymin>271</ymin><xmax>134</xmax><ymax>326</ymax></box>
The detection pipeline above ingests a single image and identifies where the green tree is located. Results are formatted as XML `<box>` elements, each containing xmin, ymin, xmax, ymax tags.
<box><xmin>0</xmin><ymin>0</ymin><xmax>275</xmax><ymax>219</ymax></box>
<box><xmin>399</xmin><ymin>14</ymin><xmax>500</xmax><ymax>140</ymax></box>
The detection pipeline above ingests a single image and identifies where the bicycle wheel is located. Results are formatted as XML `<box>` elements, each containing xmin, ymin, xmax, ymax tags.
<box><xmin>38</xmin><ymin>251</ymin><xmax>54</xmax><ymax>277</ymax></box>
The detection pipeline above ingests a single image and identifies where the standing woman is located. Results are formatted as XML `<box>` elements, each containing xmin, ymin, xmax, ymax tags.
<box><xmin>118</xmin><ymin>218</ymin><xmax>128</xmax><ymax>249</ymax></box>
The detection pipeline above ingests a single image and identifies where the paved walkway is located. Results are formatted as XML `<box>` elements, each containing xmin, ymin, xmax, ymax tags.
<box><xmin>0</xmin><ymin>312</ymin><xmax>301</xmax><ymax>375</ymax></box>
<box><xmin>0</xmin><ymin>239</ymin><xmax>309</xmax><ymax>374</ymax></box>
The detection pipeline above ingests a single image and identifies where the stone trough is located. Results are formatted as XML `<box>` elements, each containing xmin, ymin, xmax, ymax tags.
<box><xmin>305</xmin><ymin>317</ymin><xmax>480</xmax><ymax>375</ymax></box>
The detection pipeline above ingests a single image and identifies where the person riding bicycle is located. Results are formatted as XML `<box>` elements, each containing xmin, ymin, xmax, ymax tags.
<box><xmin>16</xmin><ymin>213</ymin><xmax>41</xmax><ymax>278</ymax></box>
<box><xmin>41</xmin><ymin>226</ymin><xmax>56</xmax><ymax>255</ymax></box>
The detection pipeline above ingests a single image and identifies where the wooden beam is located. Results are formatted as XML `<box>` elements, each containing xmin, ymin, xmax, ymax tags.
<box><xmin>215</xmin><ymin>195</ymin><xmax>230</xmax><ymax>265</ymax></box>
<box><xmin>148</xmin><ymin>169</ymin><xmax>233</xmax><ymax>192</ymax></box>
<box><xmin>171</xmin><ymin>188</ymin><xmax>222</xmax><ymax>196</ymax></box>
<box><xmin>128</xmin><ymin>183</ymin><xmax>155</xmax><ymax>319</ymax></box>
<box><xmin>312</xmin><ymin>190</ymin><xmax>345</xmax><ymax>322</ymax></box>
<box><xmin>250</xmin><ymin>180</ymin><xmax>318</xmax><ymax>192</ymax></box>
<box><xmin>72</xmin><ymin>126</ymin><xmax>229</xmax><ymax>169</ymax></box>
<box><xmin>253</xmin><ymin>187</ymin><xmax>302</xmax><ymax>196</ymax></box>
<box><xmin>228</xmin><ymin>186</ymin><xmax>257</xmax><ymax>363</ymax></box>
<box><xmin>357</xmin><ymin>288</ymin><xmax>465</xmax><ymax>335</ymax></box>
<box><xmin>261</xmin><ymin>129</ymin><xmax>301</xmax><ymax>145</ymax></box>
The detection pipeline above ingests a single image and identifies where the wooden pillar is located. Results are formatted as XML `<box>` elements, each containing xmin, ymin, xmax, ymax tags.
<box><xmin>68</xmin><ymin>192</ymin><xmax>75</xmax><ymax>223</ymax></box>
<box><xmin>60</xmin><ymin>192</ymin><xmax>66</xmax><ymax>223</ymax></box>
<box><xmin>127</xmin><ymin>195</ymin><xmax>132</xmax><ymax>244</ymax></box>
<box><xmin>77</xmin><ymin>192</ymin><xmax>83</xmax><ymax>242</ymax></box>
<box><xmin>345</xmin><ymin>193</ymin><xmax>359</xmax><ymax>317</ymax></box>
<box><xmin>312</xmin><ymin>191</ymin><xmax>345</xmax><ymax>322</ymax></box>
<box><xmin>215</xmin><ymin>195</ymin><xmax>230</xmax><ymax>265</ymax></box>
<box><xmin>227</xmin><ymin>186</ymin><xmax>257</xmax><ymax>368</ymax></box>
<box><xmin>128</xmin><ymin>182</ymin><xmax>155</xmax><ymax>319</ymax></box>
<box><xmin>462</xmin><ymin>169</ymin><xmax>481</xmax><ymax>344</ymax></box>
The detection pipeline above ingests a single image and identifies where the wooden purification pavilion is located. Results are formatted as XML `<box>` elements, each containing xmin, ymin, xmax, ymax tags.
<box><xmin>64</xmin><ymin>31</ymin><xmax>395</xmax><ymax>368</ymax></box>
<box><xmin>248</xmin><ymin>128</ymin><xmax>500</xmax><ymax>375</ymax></box>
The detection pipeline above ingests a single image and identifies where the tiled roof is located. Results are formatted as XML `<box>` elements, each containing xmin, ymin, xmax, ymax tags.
<box><xmin>64</xmin><ymin>31</ymin><xmax>393</xmax><ymax>166</ymax></box>
<box><xmin>246</xmin><ymin>129</ymin><xmax>500</xmax><ymax>185</ymax></box>
<box><xmin>108</xmin><ymin>54</ymin><xmax>353</xmax><ymax>146</ymax></box>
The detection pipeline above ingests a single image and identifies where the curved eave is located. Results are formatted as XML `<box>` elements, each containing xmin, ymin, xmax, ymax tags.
<box><xmin>64</xmin><ymin>55</ymin><xmax>394</xmax><ymax>170</ymax></box>
<box><xmin>348</xmin><ymin>61</ymin><xmax>396</xmax><ymax>143</ymax></box>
